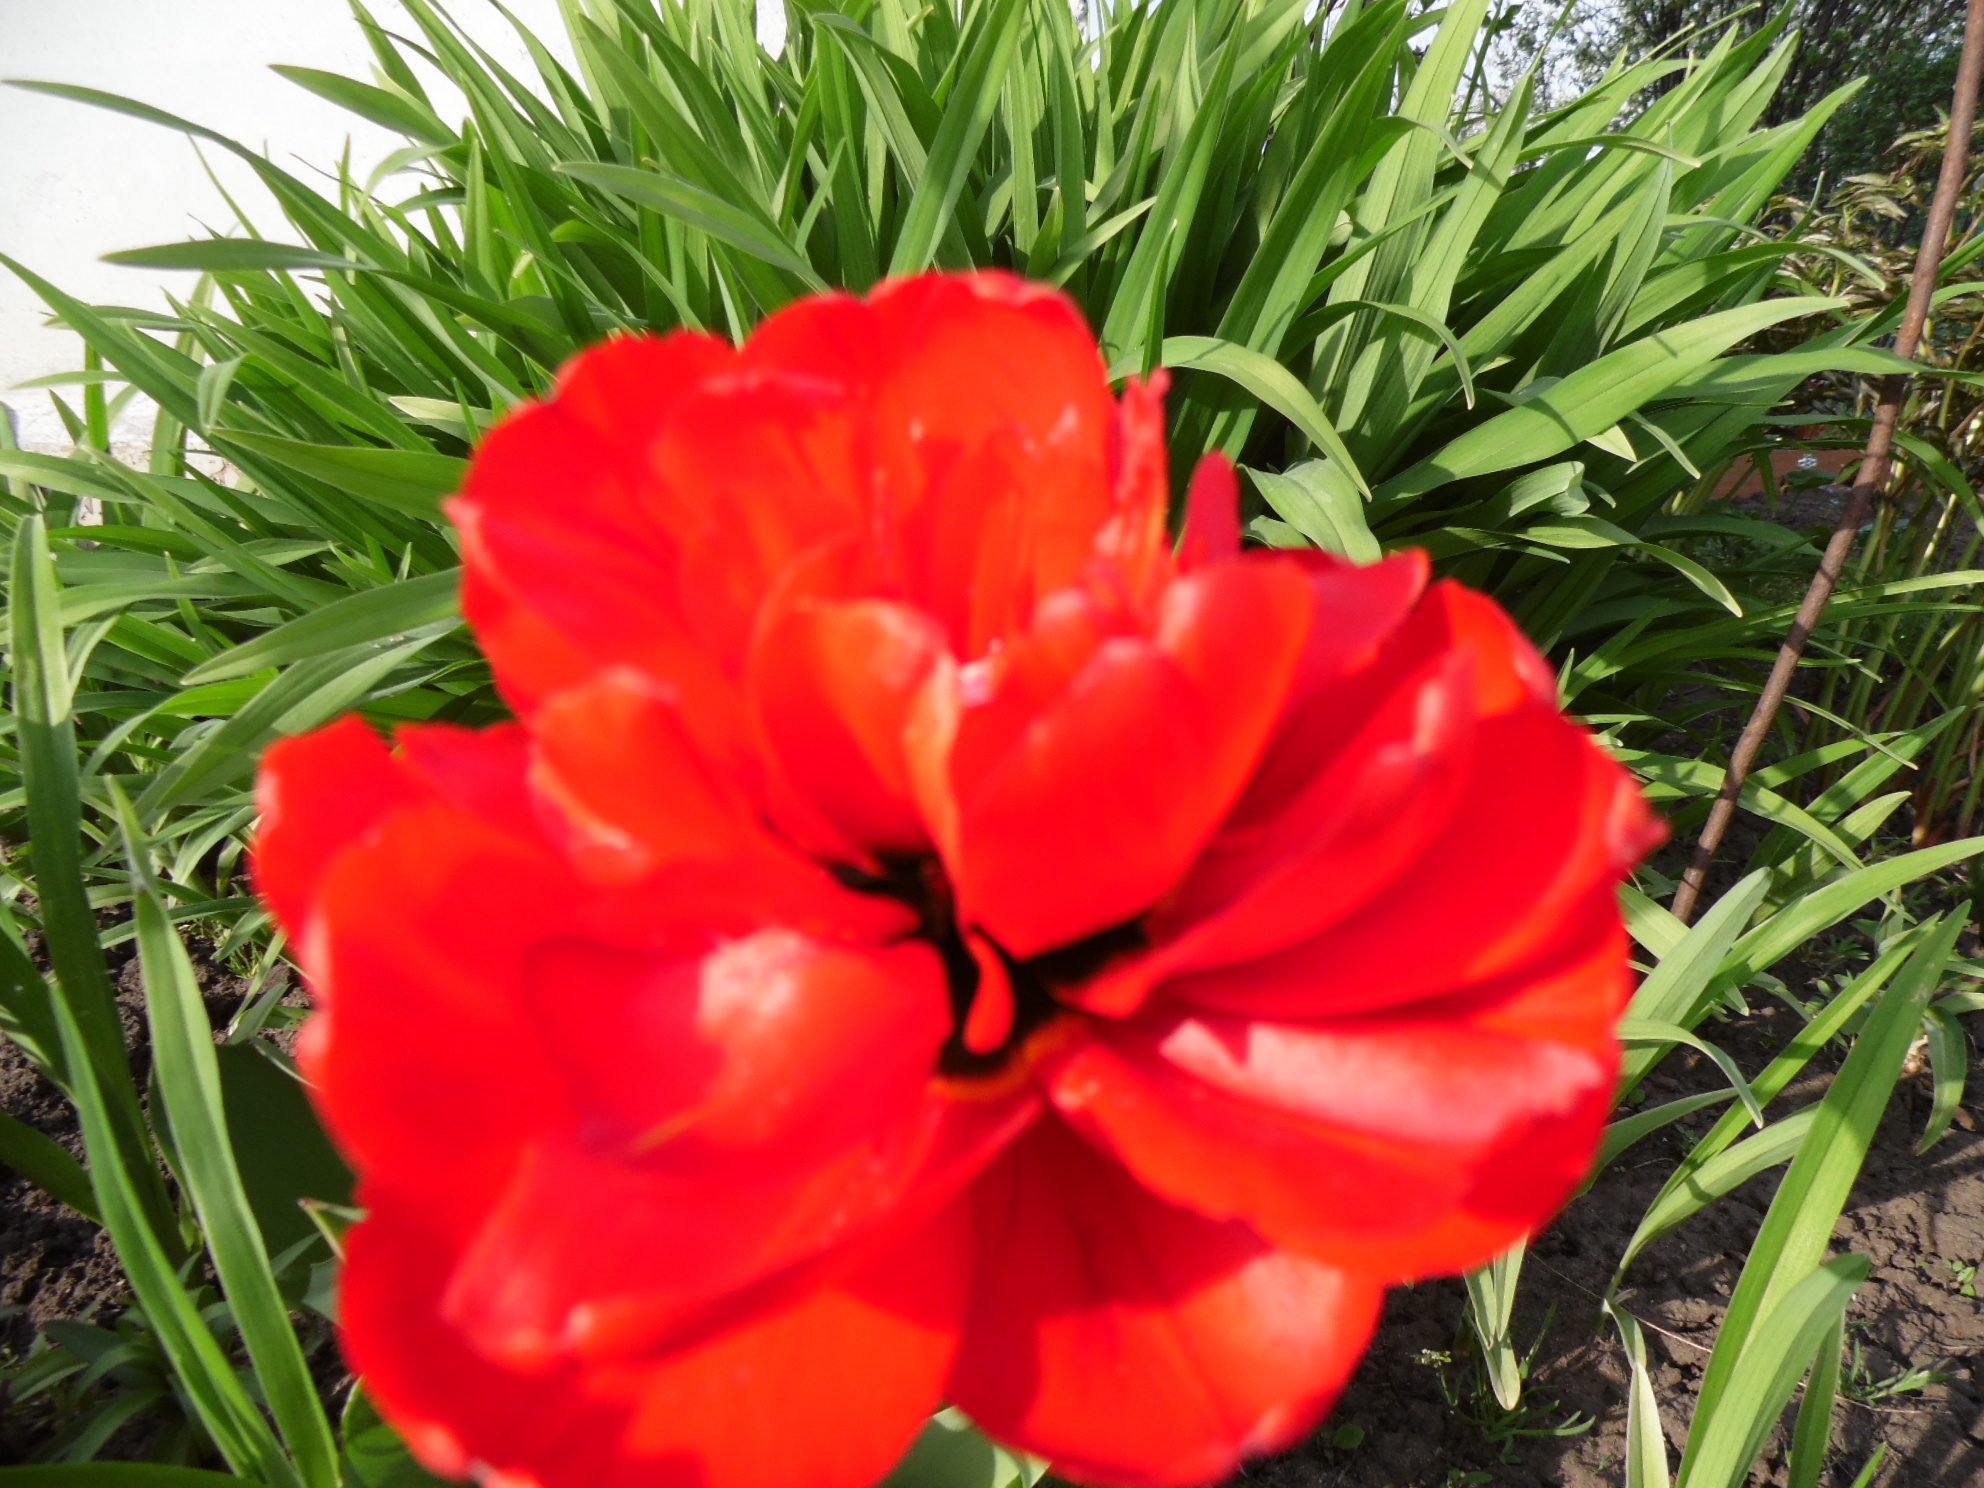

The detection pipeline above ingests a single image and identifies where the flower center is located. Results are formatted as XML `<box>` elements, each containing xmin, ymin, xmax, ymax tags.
<box><xmin>835</xmin><ymin>856</ymin><xmax>1146</xmax><ymax>1075</ymax></box>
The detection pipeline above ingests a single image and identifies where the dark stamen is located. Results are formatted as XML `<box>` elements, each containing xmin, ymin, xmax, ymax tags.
<box><xmin>835</xmin><ymin>855</ymin><xmax>1149</xmax><ymax>1075</ymax></box>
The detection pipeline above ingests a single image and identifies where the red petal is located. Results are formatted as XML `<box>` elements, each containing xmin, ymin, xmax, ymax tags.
<box><xmin>861</xmin><ymin>273</ymin><xmax>1117</xmax><ymax>655</ymax></box>
<box><xmin>311</xmin><ymin>794</ymin><xmax>1025</xmax><ymax>1377</ymax></box>
<box><xmin>394</xmin><ymin>723</ymin><xmax>541</xmax><ymax>843</ymax></box>
<box><xmin>948</xmin><ymin>1120</ymin><xmax>1382</xmax><ymax>1486</ymax></box>
<box><xmin>307</xmin><ymin>765</ymin><xmax>1021</xmax><ymax>1372</ymax></box>
<box><xmin>525</xmin><ymin>670</ymin><xmax>910</xmax><ymax>938</ymax></box>
<box><xmin>526</xmin><ymin>669</ymin><xmax>771</xmax><ymax>880</ymax></box>
<box><xmin>434</xmin><ymin>1076</ymin><xmax>1011</xmax><ymax>1375</ymax></box>
<box><xmin>295</xmin><ymin>715</ymin><xmax>923</xmax><ymax>1237</ymax></box>
<box><xmin>1176</xmin><ymin>453</ymin><xmax>1239</xmax><ymax>572</ymax></box>
<box><xmin>448</xmin><ymin>332</ymin><xmax>751</xmax><ymax>722</ymax></box>
<box><xmin>554</xmin><ymin>330</ymin><xmax>740</xmax><ymax>461</ymax></box>
<box><xmin>1093</xmin><ymin>371</ymin><xmax>1174</xmax><ymax>609</ymax></box>
<box><xmin>512</xmin><ymin>930</ymin><xmax>952</xmax><ymax>1161</ymax></box>
<box><xmin>252</xmin><ymin>716</ymin><xmax>415</xmax><ymax>938</ymax></box>
<box><xmin>1221</xmin><ymin>551</ymin><xmax>1430</xmax><ymax>834</ymax></box>
<box><xmin>1434</xmin><ymin>580</ymin><xmax>1560</xmax><ymax>719</ymax></box>
<box><xmin>1039</xmin><ymin>907</ymin><xmax>1627</xmax><ymax>1277</ymax></box>
<box><xmin>343</xmin><ymin>1195</ymin><xmax>969</xmax><ymax>1488</ymax></box>
<box><xmin>605</xmin><ymin>1200</ymin><xmax>971</xmax><ymax>1488</ymax></box>
<box><xmin>960</xmin><ymin>930</ymin><xmax>1017</xmax><ymax>1054</ymax></box>
<box><xmin>456</xmin><ymin>562</ymin><xmax>611</xmax><ymax>717</ymax></box>
<box><xmin>339</xmin><ymin>1200</ymin><xmax>606</xmax><ymax>1485</ymax></box>
<box><xmin>949</xmin><ymin>558</ymin><xmax>1313</xmax><ymax>957</ymax></box>
<box><xmin>1169</xmin><ymin>703</ymin><xmax>1649</xmax><ymax>1021</ymax></box>
<box><xmin>307</xmin><ymin>795</ymin><xmax>580</xmax><ymax>1239</ymax></box>
<box><xmin>744</xmin><ymin>273</ymin><xmax>1119</xmax><ymax>658</ymax></box>
<box><xmin>453</xmin><ymin>275</ymin><xmax>1128</xmax><ymax>750</ymax></box>
<box><xmin>748</xmin><ymin>594</ymin><xmax>946</xmax><ymax>858</ymax></box>
<box><xmin>1072</xmin><ymin>651</ymin><xmax>1476</xmax><ymax>1017</ymax></box>
<box><xmin>640</xmin><ymin>376</ymin><xmax>871</xmax><ymax>668</ymax></box>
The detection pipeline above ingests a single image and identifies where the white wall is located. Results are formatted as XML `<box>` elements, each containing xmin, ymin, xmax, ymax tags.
<box><xmin>0</xmin><ymin>0</ymin><xmax>569</xmax><ymax>453</ymax></box>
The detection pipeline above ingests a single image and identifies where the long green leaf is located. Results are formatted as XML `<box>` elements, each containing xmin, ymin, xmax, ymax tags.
<box><xmin>183</xmin><ymin>569</ymin><xmax>462</xmax><ymax>684</ymax></box>
<box><xmin>1147</xmin><ymin>337</ymin><xmax>1369</xmax><ymax>494</ymax></box>
<box><xmin>46</xmin><ymin>941</ymin><xmax>296</xmax><ymax>1485</ymax></box>
<box><xmin>557</xmin><ymin>161</ymin><xmax>826</xmax><ymax>291</ymax></box>
<box><xmin>1618</xmin><ymin>870</ymin><xmax>1771</xmax><ymax>1095</ymax></box>
<box><xmin>102</xmin><ymin>241</ymin><xmax>365</xmax><ymax>274</ymax></box>
<box><xmin>115</xmin><ymin>791</ymin><xmax>339</xmax><ymax>1488</ymax></box>
<box><xmin>1382</xmin><ymin>297</ymin><xmax>1845</xmax><ymax>497</ymax></box>
<box><xmin>1677</xmin><ymin>1255</ymin><xmax>1870</xmax><ymax>1488</ymax></box>
<box><xmin>7</xmin><ymin>519</ymin><xmax>174</xmax><ymax>1239</ymax></box>
<box><xmin>1690</xmin><ymin>915</ymin><xmax>1963</xmax><ymax>1430</ymax></box>
<box><xmin>1715</xmin><ymin>841</ymin><xmax>1984</xmax><ymax>999</ymax></box>
<box><xmin>214</xmin><ymin>432</ymin><xmax>467</xmax><ymax>517</ymax></box>
<box><xmin>887</xmin><ymin>0</ymin><xmax>1026</xmax><ymax>276</ymax></box>
<box><xmin>0</xmin><ymin>1109</ymin><xmax>98</xmax><ymax>1222</ymax></box>
<box><xmin>0</xmin><ymin>1470</ymin><xmax>251</xmax><ymax>1488</ymax></box>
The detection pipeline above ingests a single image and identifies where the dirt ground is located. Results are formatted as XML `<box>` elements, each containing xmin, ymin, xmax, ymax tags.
<box><xmin>1249</xmin><ymin>1004</ymin><xmax>1984</xmax><ymax>1488</ymax></box>
<box><xmin>0</xmin><ymin>937</ymin><xmax>144</xmax><ymax>1461</ymax></box>
<box><xmin>0</xmin><ymin>934</ymin><xmax>288</xmax><ymax>1462</ymax></box>
<box><xmin>5</xmin><ymin>936</ymin><xmax>1984</xmax><ymax>1486</ymax></box>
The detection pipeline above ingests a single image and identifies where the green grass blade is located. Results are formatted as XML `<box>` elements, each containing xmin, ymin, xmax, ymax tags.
<box><xmin>0</xmin><ymin>253</ymin><xmax>205</xmax><ymax>430</ymax></box>
<box><xmin>1381</xmin><ymin>297</ymin><xmax>1847</xmax><ymax>499</ymax></box>
<box><xmin>1615</xmin><ymin>1020</ymin><xmax>1765</xmax><ymax>1129</ymax></box>
<box><xmin>887</xmin><ymin>0</ymin><xmax>1025</xmax><ymax>275</ymax></box>
<box><xmin>1715</xmin><ymin>841</ymin><xmax>1984</xmax><ymax>999</ymax></box>
<box><xmin>138</xmin><ymin>631</ymin><xmax>453</xmax><ymax>812</ymax></box>
<box><xmin>1786</xmin><ymin>1312</ymin><xmax>1843</xmax><ymax>1488</ymax></box>
<box><xmin>1144</xmin><ymin>336</ymin><xmax>1368</xmax><ymax>494</ymax></box>
<box><xmin>1677</xmin><ymin>1255</ymin><xmax>1870</xmax><ymax>1488</ymax></box>
<box><xmin>1613</xmin><ymin>1108</ymin><xmax>1818</xmax><ymax>1284</ymax></box>
<box><xmin>112</xmin><ymin>788</ymin><xmax>339</xmax><ymax>1488</ymax></box>
<box><xmin>182</xmin><ymin>569</ymin><xmax>462</xmax><ymax>684</ymax></box>
<box><xmin>1621</xmin><ymin>753</ymin><xmax>1860</xmax><ymax>870</ymax></box>
<box><xmin>1608</xmin><ymin>1306</ymin><xmax>1673</xmax><ymax>1488</ymax></box>
<box><xmin>1594</xmin><ymin>1090</ymin><xmax>1738</xmax><ymax>1177</ymax></box>
<box><xmin>7</xmin><ymin>518</ymin><xmax>174</xmax><ymax>1238</ymax></box>
<box><xmin>0</xmin><ymin>1109</ymin><xmax>99</xmax><ymax>1221</ymax></box>
<box><xmin>1689</xmin><ymin>914</ymin><xmax>1964</xmax><ymax>1433</ymax></box>
<box><xmin>1246</xmin><ymin>460</ymin><xmax>1380</xmax><ymax>563</ymax></box>
<box><xmin>270</xmin><ymin>65</ymin><xmax>454</xmax><ymax>146</ymax></box>
<box><xmin>0</xmin><ymin>879</ymin><xmax>67</xmax><ymax>1083</ymax></box>
<box><xmin>1621</xmin><ymin>882</ymin><xmax>1687</xmax><ymax>959</ymax></box>
<box><xmin>45</xmin><ymin>951</ymin><xmax>296</xmax><ymax>1485</ymax></box>
<box><xmin>0</xmin><ymin>1470</ymin><xmax>251</xmax><ymax>1488</ymax></box>
<box><xmin>101</xmin><ymin>242</ymin><xmax>366</xmax><ymax>274</ymax></box>
<box><xmin>1462</xmin><ymin>1239</ymin><xmax>1525</xmax><ymax>1412</ymax></box>
<box><xmin>558</xmin><ymin>161</ymin><xmax>826</xmax><ymax>292</ymax></box>
<box><xmin>1917</xmin><ymin>1003</ymin><xmax>1969</xmax><ymax>1154</ymax></box>
<box><xmin>1618</xmin><ymin>870</ymin><xmax>1771</xmax><ymax>1095</ymax></box>
<box><xmin>212</xmin><ymin>433</ymin><xmax>466</xmax><ymax>519</ymax></box>
<box><xmin>1616</xmin><ymin>934</ymin><xmax>1920</xmax><ymax>1290</ymax></box>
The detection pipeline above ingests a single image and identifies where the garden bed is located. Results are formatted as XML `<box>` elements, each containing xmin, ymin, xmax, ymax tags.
<box><xmin>6</xmin><ymin>939</ymin><xmax>1984</xmax><ymax>1486</ymax></box>
<box><xmin>1256</xmin><ymin>1007</ymin><xmax>1984</xmax><ymax>1488</ymax></box>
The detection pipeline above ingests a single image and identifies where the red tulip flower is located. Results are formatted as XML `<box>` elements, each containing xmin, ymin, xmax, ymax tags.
<box><xmin>255</xmin><ymin>273</ymin><xmax>1658</xmax><ymax>1488</ymax></box>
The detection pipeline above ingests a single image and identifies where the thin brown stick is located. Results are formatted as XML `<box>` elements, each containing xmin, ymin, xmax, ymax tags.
<box><xmin>1669</xmin><ymin>0</ymin><xmax>1984</xmax><ymax>925</ymax></box>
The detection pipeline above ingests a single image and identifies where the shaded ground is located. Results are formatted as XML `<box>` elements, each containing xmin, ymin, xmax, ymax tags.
<box><xmin>0</xmin><ymin>937</ymin><xmax>144</xmax><ymax>1462</ymax></box>
<box><xmin>0</xmin><ymin>933</ymin><xmax>292</xmax><ymax>1463</ymax></box>
<box><xmin>1249</xmin><ymin>1005</ymin><xmax>1984</xmax><ymax>1488</ymax></box>
<box><xmin>6</xmin><ymin>930</ymin><xmax>1984</xmax><ymax>1484</ymax></box>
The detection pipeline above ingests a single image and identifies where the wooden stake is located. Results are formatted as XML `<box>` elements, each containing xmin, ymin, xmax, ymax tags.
<box><xmin>1669</xmin><ymin>0</ymin><xmax>1984</xmax><ymax>925</ymax></box>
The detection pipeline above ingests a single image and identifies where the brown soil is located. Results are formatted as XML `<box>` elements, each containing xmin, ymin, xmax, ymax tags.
<box><xmin>0</xmin><ymin>938</ymin><xmax>146</xmax><ymax>1462</ymax></box>
<box><xmin>0</xmin><ymin>934</ymin><xmax>295</xmax><ymax>1463</ymax></box>
<box><xmin>1251</xmin><ymin>1004</ymin><xmax>1984</xmax><ymax>1488</ymax></box>
<box><xmin>6</xmin><ymin>933</ymin><xmax>1984</xmax><ymax>1485</ymax></box>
